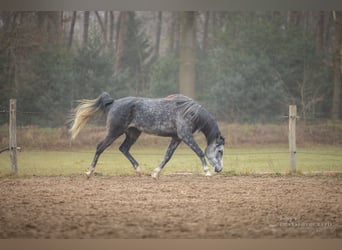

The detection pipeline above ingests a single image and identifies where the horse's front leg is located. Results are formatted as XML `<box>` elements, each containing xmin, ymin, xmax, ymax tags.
<box><xmin>152</xmin><ymin>137</ymin><xmax>181</xmax><ymax>179</ymax></box>
<box><xmin>178</xmin><ymin>133</ymin><xmax>211</xmax><ymax>177</ymax></box>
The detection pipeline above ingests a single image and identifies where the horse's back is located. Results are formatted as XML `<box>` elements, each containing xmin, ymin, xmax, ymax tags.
<box><xmin>107</xmin><ymin>95</ymin><xmax>201</xmax><ymax>136</ymax></box>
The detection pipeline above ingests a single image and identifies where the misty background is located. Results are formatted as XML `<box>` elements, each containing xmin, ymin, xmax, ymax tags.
<box><xmin>0</xmin><ymin>11</ymin><xmax>341</xmax><ymax>127</ymax></box>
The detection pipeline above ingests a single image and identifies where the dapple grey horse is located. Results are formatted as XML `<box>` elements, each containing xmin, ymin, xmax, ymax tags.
<box><xmin>69</xmin><ymin>92</ymin><xmax>225</xmax><ymax>178</ymax></box>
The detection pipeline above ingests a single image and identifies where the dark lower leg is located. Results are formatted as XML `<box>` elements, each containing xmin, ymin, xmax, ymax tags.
<box><xmin>87</xmin><ymin>133</ymin><xmax>119</xmax><ymax>177</ymax></box>
<box><xmin>179</xmin><ymin>134</ymin><xmax>211</xmax><ymax>175</ymax></box>
<box><xmin>152</xmin><ymin>138</ymin><xmax>181</xmax><ymax>178</ymax></box>
<box><xmin>159</xmin><ymin>138</ymin><xmax>181</xmax><ymax>169</ymax></box>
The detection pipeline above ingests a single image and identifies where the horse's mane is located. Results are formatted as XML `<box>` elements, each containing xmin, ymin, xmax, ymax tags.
<box><xmin>165</xmin><ymin>94</ymin><xmax>221</xmax><ymax>144</ymax></box>
<box><xmin>164</xmin><ymin>94</ymin><xmax>200</xmax><ymax>120</ymax></box>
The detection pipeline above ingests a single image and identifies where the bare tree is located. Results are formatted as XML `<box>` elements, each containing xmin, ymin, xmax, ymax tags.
<box><xmin>154</xmin><ymin>11</ymin><xmax>162</xmax><ymax>59</ymax></box>
<box><xmin>115</xmin><ymin>11</ymin><xmax>129</xmax><ymax>72</ymax></box>
<box><xmin>83</xmin><ymin>11</ymin><xmax>90</xmax><ymax>47</ymax></box>
<box><xmin>287</xmin><ymin>11</ymin><xmax>301</xmax><ymax>27</ymax></box>
<box><xmin>167</xmin><ymin>12</ymin><xmax>179</xmax><ymax>53</ymax></box>
<box><xmin>316</xmin><ymin>11</ymin><xmax>325</xmax><ymax>51</ymax></box>
<box><xmin>37</xmin><ymin>11</ymin><xmax>63</xmax><ymax>45</ymax></box>
<box><xmin>332</xmin><ymin>11</ymin><xmax>342</xmax><ymax>120</ymax></box>
<box><xmin>109</xmin><ymin>11</ymin><xmax>115</xmax><ymax>46</ymax></box>
<box><xmin>179</xmin><ymin>11</ymin><xmax>196</xmax><ymax>99</ymax></box>
<box><xmin>68</xmin><ymin>11</ymin><xmax>77</xmax><ymax>49</ymax></box>
<box><xmin>202</xmin><ymin>11</ymin><xmax>210</xmax><ymax>52</ymax></box>
<box><xmin>95</xmin><ymin>11</ymin><xmax>109</xmax><ymax>48</ymax></box>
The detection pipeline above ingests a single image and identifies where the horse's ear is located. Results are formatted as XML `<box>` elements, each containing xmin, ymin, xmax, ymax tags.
<box><xmin>217</xmin><ymin>135</ymin><xmax>225</xmax><ymax>145</ymax></box>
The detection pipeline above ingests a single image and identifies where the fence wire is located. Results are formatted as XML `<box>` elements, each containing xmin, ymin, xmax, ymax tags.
<box><xmin>1</xmin><ymin>107</ymin><xmax>342</xmax><ymax>160</ymax></box>
<box><xmin>8</xmin><ymin>149</ymin><xmax>342</xmax><ymax>158</ymax></box>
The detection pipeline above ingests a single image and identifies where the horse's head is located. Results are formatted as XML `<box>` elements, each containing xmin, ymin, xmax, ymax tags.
<box><xmin>205</xmin><ymin>135</ymin><xmax>225</xmax><ymax>173</ymax></box>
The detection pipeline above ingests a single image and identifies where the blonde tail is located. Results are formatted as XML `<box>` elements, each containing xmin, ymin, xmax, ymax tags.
<box><xmin>69</xmin><ymin>99</ymin><xmax>100</xmax><ymax>140</ymax></box>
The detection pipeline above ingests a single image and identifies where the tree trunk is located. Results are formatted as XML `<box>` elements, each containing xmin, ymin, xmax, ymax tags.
<box><xmin>167</xmin><ymin>12</ymin><xmax>178</xmax><ymax>53</ymax></box>
<box><xmin>202</xmin><ymin>11</ymin><xmax>210</xmax><ymax>53</ymax></box>
<box><xmin>287</xmin><ymin>11</ymin><xmax>301</xmax><ymax>27</ymax></box>
<box><xmin>68</xmin><ymin>11</ymin><xmax>77</xmax><ymax>49</ymax></box>
<box><xmin>37</xmin><ymin>11</ymin><xmax>63</xmax><ymax>45</ymax></box>
<box><xmin>49</xmin><ymin>11</ymin><xmax>63</xmax><ymax>44</ymax></box>
<box><xmin>179</xmin><ymin>11</ymin><xmax>196</xmax><ymax>99</ymax></box>
<box><xmin>95</xmin><ymin>11</ymin><xmax>108</xmax><ymax>48</ymax></box>
<box><xmin>332</xmin><ymin>11</ymin><xmax>342</xmax><ymax>120</ymax></box>
<box><xmin>115</xmin><ymin>11</ymin><xmax>129</xmax><ymax>72</ymax></box>
<box><xmin>324</xmin><ymin>11</ymin><xmax>333</xmax><ymax>51</ymax></box>
<box><xmin>154</xmin><ymin>11</ymin><xmax>162</xmax><ymax>59</ymax></box>
<box><xmin>316</xmin><ymin>11</ymin><xmax>325</xmax><ymax>51</ymax></box>
<box><xmin>83</xmin><ymin>11</ymin><xmax>90</xmax><ymax>47</ymax></box>
<box><xmin>109</xmin><ymin>11</ymin><xmax>115</xmax><ymax>46</ymax></box>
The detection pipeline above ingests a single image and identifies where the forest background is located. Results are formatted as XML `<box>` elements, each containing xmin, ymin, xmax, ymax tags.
<box><xmin>0</xmin><ymin>11</ymin><xmax>342</xmax><ymax>127</ymax></box>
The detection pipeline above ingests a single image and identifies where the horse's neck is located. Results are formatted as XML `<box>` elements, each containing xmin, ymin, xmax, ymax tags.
<box><xmin>199</xmin><ymin>116</ymin><xmax>220</xmax><ymax>146</ymax></box>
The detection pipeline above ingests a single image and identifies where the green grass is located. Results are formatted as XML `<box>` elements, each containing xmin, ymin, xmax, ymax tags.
<box><xmin>225</xmin><ymin>146</ymin><xmax>342</xmax><ymax>174</ymax></box>
<box><xmin>0</xmin><ymin>145</ymin><xmax>341</xmax><ymax>177</ymax></box>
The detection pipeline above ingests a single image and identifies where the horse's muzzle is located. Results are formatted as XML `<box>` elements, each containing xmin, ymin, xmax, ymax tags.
<box><xmin>215</xmin><ymin>166</ymin><xmax>223</xmax><ymax>173</ymax></box>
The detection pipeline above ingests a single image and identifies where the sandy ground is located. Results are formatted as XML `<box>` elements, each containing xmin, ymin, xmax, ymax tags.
<box><xmin>0</xmin><ymin>175</ymin><xmax>340</xmax><ymax>238</ymax></box>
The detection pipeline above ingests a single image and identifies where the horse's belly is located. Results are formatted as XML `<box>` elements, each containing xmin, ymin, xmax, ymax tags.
<box><xmin>129</xmin><ymin>121</ymin><xmax>176</xmax><ymax>137</ymax></box>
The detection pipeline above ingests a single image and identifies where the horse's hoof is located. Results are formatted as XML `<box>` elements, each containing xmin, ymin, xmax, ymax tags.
<box><xmin>205</xmin><ymin>171</ymin><xmax>212</xmax><ymax>177</ymax></box>
<box><xmin>151</xmin><ymin>172</ymin><xmax>159</xmax><ymax>179</ymax></box>
<box><xmin>135</xmin><ymin>166</ymin><xmax>142</xmax><ymax>177</ymax></box>
<box><xmin>151</xmin><ymin>168</ymin><xmax>161</xmax><ymax>179</ymax></box>
<box><xmin>85</xmin><ymin>170</ymin><xmax>93</xmax><ymax>179</ymax></box>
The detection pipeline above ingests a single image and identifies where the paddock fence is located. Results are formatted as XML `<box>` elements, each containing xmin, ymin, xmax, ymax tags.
<box><xmin>1</xmin><ymin>99</ymin><xmax>342</xmax><ymax>176</ymax></box>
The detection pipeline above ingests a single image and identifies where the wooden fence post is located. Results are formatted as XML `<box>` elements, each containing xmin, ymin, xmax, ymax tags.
<box><xmin>289</xmin><ymin>105</ymin><xmax>297</xmax><ymax>173</ymax></box>
<box><xmin>9</xmin><ymin>99</ymin><xmax>18</xmax><ymax>175</ymax></box>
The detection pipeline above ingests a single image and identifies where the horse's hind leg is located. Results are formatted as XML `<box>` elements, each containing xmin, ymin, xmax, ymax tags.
<box><xmin>152</xmin><ymin>137</ymin><xmax>181</xmax><ymax>179</ymax></box>
<box><xmin>87</xmin><ymin>129</ymin><xmax>123</xmax><ymax>178</ymax></box>
<box><xmin>119</xmin><ymin>128</ymin><xmax>141</xmax><ymax>175</ymax></box>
